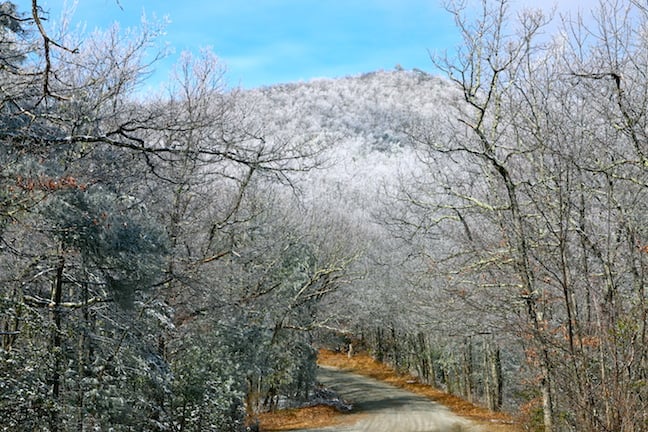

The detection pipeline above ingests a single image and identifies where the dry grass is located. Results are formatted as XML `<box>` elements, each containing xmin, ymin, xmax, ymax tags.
<box><xmin>259</xmin><ymin>349</ymin><xmax>522</xmax><ymax>432</ymax></box>
<box><xmin>258</xmin><ymin>404</ymin><xmax>362</xmax><ymax>431</ymax></box>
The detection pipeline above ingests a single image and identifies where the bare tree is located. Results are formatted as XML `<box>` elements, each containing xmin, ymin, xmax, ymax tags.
<box><xmin>393</xmin><ymin>1</ymin><xmax>648</xmax><ymax>430</ymax></box>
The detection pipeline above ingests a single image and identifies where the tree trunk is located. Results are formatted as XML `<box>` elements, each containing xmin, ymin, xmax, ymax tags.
<box><xmin>49</xmin><ymin>254</ymin><xmax>65</xmax><ymax>432</ymax></box>
<box><xmin>416</xmin><ymin>332</ymin><xmax>435</xmax><ymax>386</ymax></box>
<box><xmin>462</xmin><ymin>336</ymin><xmax>473</xmax><ymax>402</ymax></box>
<box><xmin>375</xmin><ymin>327</ymin><xmax>384</xmax><ymax>363</ymax></box>
<box><xmin>541</xmin><ymin>371</ymin><xmax>553</xmax><ymax>432</ymax></box>
<box><xmin>483</xmin><ymin>337</ymin><xmax>503</xmax><ymax>411</ymax></box>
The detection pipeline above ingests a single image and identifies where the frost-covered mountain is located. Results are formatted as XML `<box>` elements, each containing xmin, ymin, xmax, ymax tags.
<box><xmin>242</xmin><ymin>69</ymin><xmax>460</xmax><ymax>218</ymax></box>
<box><xmin>243</xmin><ymin>69</ymin><xmax>456</xmax><ymax>154</ymax></box>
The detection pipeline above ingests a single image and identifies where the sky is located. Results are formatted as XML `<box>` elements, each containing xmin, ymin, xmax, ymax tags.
<box><xmin>17</xmin><ymin>0</ymin><xmax>595</xmax><ymax>89</ymax></box>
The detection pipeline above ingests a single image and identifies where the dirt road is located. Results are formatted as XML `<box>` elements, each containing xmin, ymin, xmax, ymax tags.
<box><xmin>297</xmin><ymin>366</ymin><xmax>481</xmax><ymax>432</ymax></box>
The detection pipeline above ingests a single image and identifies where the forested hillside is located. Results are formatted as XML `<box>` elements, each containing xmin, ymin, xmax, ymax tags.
<box><xmin>240</xmin><ymin>69</ymin><xmax>462</xmax><ymax>337</ymax></box>
<box><xmin>2</xmin><ymin>1</ymin><xmax>648</xmax><ymax>432</ymax></box>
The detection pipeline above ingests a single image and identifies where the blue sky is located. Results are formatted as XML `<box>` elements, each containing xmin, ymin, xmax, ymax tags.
<box><xmin>20</xmin><ymin>0</ymin><xmax>591</xmax><ymax>89</ymax></box>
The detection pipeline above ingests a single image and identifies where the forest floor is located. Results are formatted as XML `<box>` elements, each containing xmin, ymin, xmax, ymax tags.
<box><xmin>258</xmin><ymin>349</ymin><xmax>522</xmax><ymax>432</ymax></box>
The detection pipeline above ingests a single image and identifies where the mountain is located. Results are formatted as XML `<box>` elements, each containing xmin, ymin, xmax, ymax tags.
<box><xmin>243</xmin><ymin>69</ymin><xmax>458</xmax><ymax>154</ymax></box>
<box><xmin>241</xmin><ymin>69</ymin><xmax>461</xmax><ymax>220</ymax></box>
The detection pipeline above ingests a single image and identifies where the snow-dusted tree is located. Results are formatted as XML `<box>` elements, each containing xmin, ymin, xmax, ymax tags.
<box><xmin>0</xmin><ymin>3</ymin><xmax>178</xmax><ymax>428</ymax></box>
<box><xmin>393</xmin><ymin>0</ymin><xmax>648</xmax><ymax>430</ymax></box>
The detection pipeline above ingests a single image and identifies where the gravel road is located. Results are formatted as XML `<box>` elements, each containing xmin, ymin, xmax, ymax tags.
<box><xmin>297</xmin><ymin>366</ymin><xmax>481</xmax><ymax>432</ymax></box>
